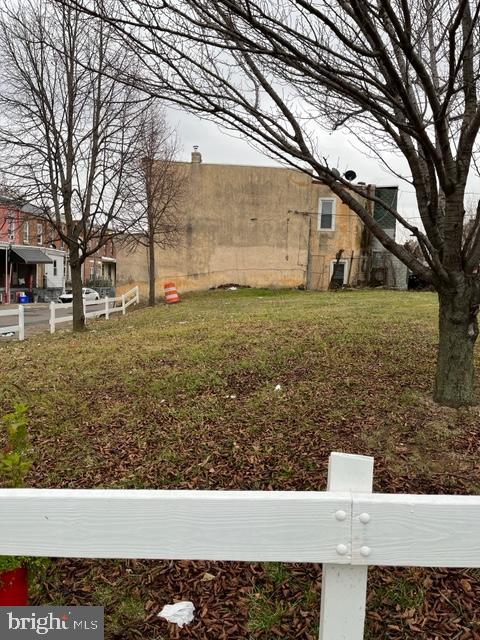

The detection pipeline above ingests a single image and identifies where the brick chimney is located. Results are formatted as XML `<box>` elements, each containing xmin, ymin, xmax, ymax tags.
<box><xmin>191</xmin><ymin>146</ymin><xmax>202</xmax><ymax>163</ymax></box>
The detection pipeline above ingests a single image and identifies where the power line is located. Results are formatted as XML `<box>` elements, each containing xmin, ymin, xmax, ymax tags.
<box><xmin>292</xmin><ymin>210</ymin><xmax>426</xmax><ymax>222</ymax></box>
<box><xmin>399</xmin><ymin>190</ymin><xmax>480</xmax><ymax>196</ymax></box>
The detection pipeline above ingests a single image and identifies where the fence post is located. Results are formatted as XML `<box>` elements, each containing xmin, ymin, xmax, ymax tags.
<box><xmin>135</xmin><ymin>286</ymin><xmax>139</xmax><ymax>304</ymax></box>
<box><xmin>105</xmin><ymin>296</ymin><xmax>109</xmax><ymax>320</ymax></box>
<box><xmin>49</xmin><ymin>301</ymin><xmax>55</xmax><ymax>334</ymax></box>
<box><xmin>122</xmin><ymin>294</ymin><xmax>126</xmax><ymax>315</ymax></box>
<box><xmin>18</xmin><ymin>305</ymin><xmax>25</xmax><ymax>341</ymax></box>
<box><xmin>318</xmin><ymin>453</ymin><xmax>374</xmax><ymax>640</ymax></box>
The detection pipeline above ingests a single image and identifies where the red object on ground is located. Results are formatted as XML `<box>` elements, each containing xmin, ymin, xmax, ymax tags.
<box><xmin>0</xmin><ymin>568</ymin><xmax>29</xmax><ymax>605</ymax></box>
<box><xmin>164</xmin><ymin>281</ymin><xmax>180</xmax><ymax>304</ymax></box>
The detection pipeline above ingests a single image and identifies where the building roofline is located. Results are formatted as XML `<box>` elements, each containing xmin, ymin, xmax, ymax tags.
<box><xmin>176</xmin><ymin>160</ymin><xmax>399</xmax><ymax>190</ymax></box>
<box><xmin>177</xmin><ymin>160</ymin><xmax>303</xmax><ymax>171</ymax></box>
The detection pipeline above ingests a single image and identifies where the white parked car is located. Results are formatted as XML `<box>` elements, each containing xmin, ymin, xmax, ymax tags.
<box><xmin>59</xmin><ymin>287</ymin><xmax>100</xmax><ymax>303</ymax></box>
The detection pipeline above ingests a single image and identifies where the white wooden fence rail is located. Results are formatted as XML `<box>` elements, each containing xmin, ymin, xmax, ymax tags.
<box><xmin>1</xmin><ymin>452</ymin><xmax>479</xmax><ymax>640</ymax></box>
<box><xmin>0</xmin><ymin>305</ymin><xmax>24</xmax><ymax>341</ymax></box>
<box><xmin>49</xmin><ymin>286</ymin><xmax>139</xmax><ymax>334</ymax></box>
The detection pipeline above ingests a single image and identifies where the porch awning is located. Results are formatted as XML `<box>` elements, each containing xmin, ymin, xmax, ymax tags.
<box><xmin>10</xmin><ymin>246</ymin><xmax>53</xmax><ymax>264</ymax></box>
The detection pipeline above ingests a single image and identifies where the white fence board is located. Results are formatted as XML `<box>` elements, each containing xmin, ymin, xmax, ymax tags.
<box><xmin>0</xmin><ymin>305</ymin><xmax>24</xmax><ymax>340</ymax></box>
<box><xmin>2</xmin><ymin>486</ymin><xmax>479</xmax><ymax>567</ymax></box>
<box><xmin>0</xmin><ymin>324</ymin><xmax>20</xmax><ymax>333</ymax></box>
<box><xmin>352</xmin><ymin>493</ymin><xmax>480</xmax><ymax>567</ymax></box>
<box><xmin>54</xmin><ymin>316</ymin><xmax>74</xmax><ymax>325</ymax></box>
<box><xmin>49</xmin><ymin>287</ymin><xmax>138</xmax><ymax>334</ymax></box>
<box><xmin>0</xmin><ymin>489</ymin><xmax>351</xmax><ymax>562</ymax></box>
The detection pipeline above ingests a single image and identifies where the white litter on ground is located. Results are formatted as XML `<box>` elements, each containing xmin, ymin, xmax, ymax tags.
<box><xmin>274</xmin><ymin>384</ymin><xmax>282</xmax><ymax>392</ymax></box>
<box><xmin>228</xmin><ymin>286</ymin><xmax>238</xmax><ymax>290</ymax></box>
<box><xmin>158</xmin><ymin>601</ymin><xmax>195</xmax><ymax>628</ymax></box>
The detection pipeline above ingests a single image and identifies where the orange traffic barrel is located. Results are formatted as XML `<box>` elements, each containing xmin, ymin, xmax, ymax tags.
<box><xmin>164</xmin><ymin>281</ymin><xmax>180</xmax><ymax>304</ymax></box>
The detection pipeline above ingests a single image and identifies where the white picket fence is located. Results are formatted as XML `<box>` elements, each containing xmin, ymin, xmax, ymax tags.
<box><xmin>0</xmin><ymin>305</ymin><xmax>25</xmax><ymax>341</ymax></box>
<box><xmin>49</xmin><ymin>286</ymin><xmax>139</xmax><ymax>334</ymax></box>
<box><xmin>0</xmin><ymin>452</ymin><xmax>478</xmax><ymax>638</ymax></box>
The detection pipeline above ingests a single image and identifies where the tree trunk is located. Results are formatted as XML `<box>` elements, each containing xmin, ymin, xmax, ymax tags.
<box><xmin>434</xmin><ymin>284</ymin><xmax>479</xmax><ymax>407</ymax></box>
<box><xmin>148</xmin><ymin>238</ymin><xmax>156</xmax><ymax>306</ymax></box>
<box><xmin>70</xmin><ymin>260</ymin><xmax>85</xmax><ymax>331</ymax></box>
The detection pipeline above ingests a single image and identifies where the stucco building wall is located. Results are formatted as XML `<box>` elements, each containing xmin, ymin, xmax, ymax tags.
<box><xmin>116</xmin><ymin>158</ymin><xmax>369</xmax><ymax>296</ymax></box>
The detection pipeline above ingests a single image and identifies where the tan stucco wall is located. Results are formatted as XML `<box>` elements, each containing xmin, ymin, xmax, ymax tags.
<box><xmin>116</xmin><ymin>161</ymin><xmax>366</xmax><ymax>297</ymax></box>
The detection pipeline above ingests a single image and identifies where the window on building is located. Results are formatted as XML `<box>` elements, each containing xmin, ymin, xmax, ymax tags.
<box><xmin>318</xmin><ymin>198</ymin><xmax>336</xmax><ymax>230</ymax></box>
<box><xmin>37</xmin><ymin>223</ymin><xmax>43</xmax><ymax>245</ymax></box>
<box><xmin>53</xmin><ymin>260</ymin><xmax>57</xmax><ymax>277</ymax></box>
<box><xmin>23</xmin><ymin>221</ymin><xmax>29</xmax><ymax>244</ymax></box>
<box><xmin>330</xmin><ymin>260</ymin><xmax>347</xmax><ymax>287</ymax></box>
<box><xmin>7</xmin><ymin>215</ymin><xmax>15</xmax><ymax>241</ymax></box>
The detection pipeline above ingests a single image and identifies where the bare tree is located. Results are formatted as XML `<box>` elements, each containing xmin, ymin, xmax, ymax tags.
<box><xmin>121</xmin><ymin>108</ymin><xmax>184</xmax><ymax>306</ymax></box>
<box><xmin>58</xmin><ymin>0</ymin><xmax>480</xmax><ymax>406</ymax></box>
<box><xmin>0</xmin><ymin>0</ymin><xmax>147</xmax><ymax>330</ymax></box>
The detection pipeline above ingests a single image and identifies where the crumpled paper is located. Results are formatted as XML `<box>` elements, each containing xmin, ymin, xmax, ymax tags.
<box><xmin>158</xmin><ymin>601</ymin><xmax>195</xmax><ymax>628</ymax></box>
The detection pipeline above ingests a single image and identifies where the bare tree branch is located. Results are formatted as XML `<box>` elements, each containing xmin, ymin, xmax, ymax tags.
<box><xmin>0</xmin><ymin>0</ymin><xmax>149</xmax><ymax>329</ymax></box>
<box><xmin>120</xmin><ymin>106</ymin><xmax>185</xmax><ymax>305</ymax></box>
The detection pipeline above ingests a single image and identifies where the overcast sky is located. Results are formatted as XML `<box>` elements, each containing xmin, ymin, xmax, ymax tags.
<box><xmin>168</xmin><ymin>107</ymin><xmax>480</xmax><ymax>244</ymax></box>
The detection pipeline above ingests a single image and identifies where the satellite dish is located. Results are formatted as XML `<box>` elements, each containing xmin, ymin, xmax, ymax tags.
<box><xmin>331</xmin><ymin>168</ymin><xmax>341</xmax><ymax>179</ymax></box>
<box><xmin>344</xmin><ymin>170</ymin><xmax>357</xmax><ymax>181</ymax></box>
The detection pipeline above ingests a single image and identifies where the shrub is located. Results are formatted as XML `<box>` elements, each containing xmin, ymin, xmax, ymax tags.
<box><xmin>0</xmin><ymin>404</ymin><xmax>47</xmax><ymax>580</ymax></box>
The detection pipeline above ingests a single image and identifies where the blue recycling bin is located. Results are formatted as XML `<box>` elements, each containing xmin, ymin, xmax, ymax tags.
<box><xmin>19</xmin><ymin>295</ymin><xmax>28</xmax><ymax>304</ymax></box>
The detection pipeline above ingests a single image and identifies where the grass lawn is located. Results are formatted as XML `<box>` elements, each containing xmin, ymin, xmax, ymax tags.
<box><xmin>1</xmin><ymin>288</ymin><xmax>480</xmax><ymax>639</ymax></box>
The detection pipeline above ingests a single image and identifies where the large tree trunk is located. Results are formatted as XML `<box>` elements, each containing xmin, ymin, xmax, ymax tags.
<box><xmin>434</xmin><ymin>283</ymin><xmax>479</xmax><ymax>407</ymax></box>
<box><xmin>148</xmin><ymin>238</ymin><xmax>156</xmax><ymax>306</ymax></box>
<box><xmin>70</xmin><ymin>260</ymin><xmax>85</xmax><ymax>331</ymax></box>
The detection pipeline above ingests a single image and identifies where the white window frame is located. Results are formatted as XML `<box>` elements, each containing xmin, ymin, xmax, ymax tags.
<box><xmin>330</xmin><ymin>259</ymin><xmax>348</xmax><ymax>285</ymax></box>
<box><xmin>23</xmin><ymin>221</ymin><xmax>29</xmax><ymax>244</ymax></box>
<box><xmin>7</xmin><ymin>215</ymin><xmax>15</xmax><ymax>242</ymax></box>
<box><xmin>36</xmin><ymin>223</ymin><xmax>43</xmax><ymax>245</ymax></box>
<box><xmin>318</xmin><ymin>197</ymin><xmax>336</xmax><ymax>231</ymax></box>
